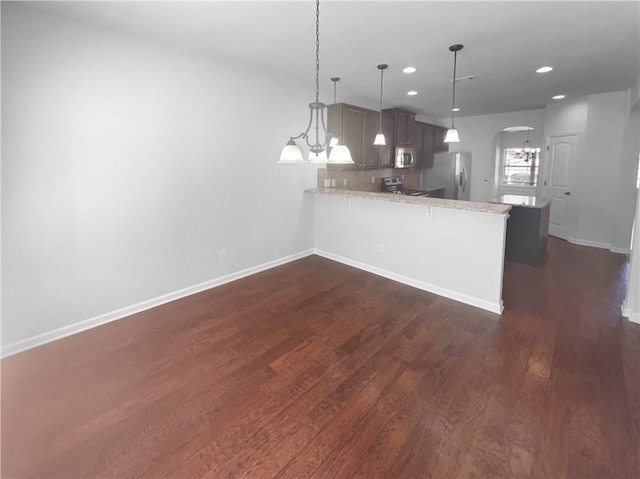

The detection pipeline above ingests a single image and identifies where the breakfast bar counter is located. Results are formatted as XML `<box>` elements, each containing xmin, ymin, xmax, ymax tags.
<box><xmin>307</xmin><ymin>188</ymin><xmax>512</xmax><ymax>215</ymax></box>
<box><xmin>308</xmin><ymin>188</ymin><xmax>511</xmax><ymax>314</ymax></box>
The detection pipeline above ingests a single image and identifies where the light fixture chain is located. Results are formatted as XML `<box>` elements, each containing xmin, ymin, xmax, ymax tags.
<box><xmin>315</xmin><ymin>0</ymin><xmax>320</xmax><ymax>104</ymax></box>
<box><xmin>278</xmin><ymin>0</ymin><xmax>353</xmax><ymax>164</ymax></box>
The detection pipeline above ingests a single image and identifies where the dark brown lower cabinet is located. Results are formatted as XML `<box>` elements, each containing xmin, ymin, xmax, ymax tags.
<box><xmin>504</xmin><ymin>203</ymin><xmax>551</xmax><ymax>266</ymax></box>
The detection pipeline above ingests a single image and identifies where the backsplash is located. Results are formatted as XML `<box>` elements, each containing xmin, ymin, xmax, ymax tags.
<box><xmin>318</xmin><ymin>166</ymin><xmax>422</xmax><ymax>192</ymax></box>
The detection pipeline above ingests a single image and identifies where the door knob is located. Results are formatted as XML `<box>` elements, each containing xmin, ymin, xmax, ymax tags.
<box><xmin>564</xmin><ymin>191</ymin><xmax>571</xmax><ymax>196</ymax></box>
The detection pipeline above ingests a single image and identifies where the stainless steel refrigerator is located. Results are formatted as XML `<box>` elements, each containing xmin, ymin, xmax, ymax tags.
<box><xmin>421</xmin><ymin>152</ymin><xmax>472</xmax><ymax>200</ymax></box>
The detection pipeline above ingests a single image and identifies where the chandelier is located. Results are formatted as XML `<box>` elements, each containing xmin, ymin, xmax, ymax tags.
<box><xmin>522</xmin><ymin>127</ymin><xmax>535</xmax><ymax>162</ymax></box>
<box><xmin>277</xmin><ymin>0</ymin><xmax>353</xmax><ymax>164</ymax></box>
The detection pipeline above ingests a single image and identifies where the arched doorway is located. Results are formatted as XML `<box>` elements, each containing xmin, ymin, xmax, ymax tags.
<box><xmin>490</xmin><ymin>126</ymin><xmax>543</xmax><ymax>200</ymax></box>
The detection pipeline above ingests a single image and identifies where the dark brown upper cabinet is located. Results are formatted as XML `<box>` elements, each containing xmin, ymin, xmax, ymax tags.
<box><xmin>433</xmin><ymin>125</ymin><xmax>450</xmax><ymax>153</ymax></box>
<box><xmin>384</xmin><ymin>108</ymin><xmax>416</xmax><ymax>148</ymax></box>
<box><xmin>419</xmin><ymin>122</ymin><xmax>435</xmax><ymax>169</ymax></box>
<box><xmin>328</xmin><ymin>103</ymin><xmax>447</xmax><ymax>170</ymax></box>
<box><xmin>328</xmin><ymin>103</ymin><xmax>393</xmax><ymax>170</ymax></box>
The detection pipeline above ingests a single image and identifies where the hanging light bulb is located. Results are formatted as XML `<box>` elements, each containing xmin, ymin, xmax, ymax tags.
<box><xmin>326</xmin><ymin>77</ymin><xmax>353</xmax><ymax>163</ymax></box>
<box><xmin>444</xmin><ymin>44</ymin><xmax>464</xmax><ymax>143</ymax></box>
<box><xmin>278</xmin><ymin>0</ymin><xmax>353</xmax><ymax>164</ymax></box>
<box><xmin>373</xmin><ymin>64</ymin><xmax>388</xmax><ymax>146</ymax></box>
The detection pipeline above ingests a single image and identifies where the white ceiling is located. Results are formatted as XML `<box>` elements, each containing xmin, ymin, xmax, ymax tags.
<box><xmin>27</xmin><ymin>0</ymin><xmax>640</xmax><ymax>120</ymax></box>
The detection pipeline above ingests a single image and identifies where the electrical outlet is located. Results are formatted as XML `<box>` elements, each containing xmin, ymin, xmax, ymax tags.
<box><xmin>220</xmin><ymin>248</ymin><xmax>228</xmax><ymax>261</ymax></box>
<box><xmin>377</xmin><ymin>243</ymin><xmax>385</xmax><ymax>254</ymax></box>
<box><xmin>371</xmin><ymin>176</ymin><xmax>376</xmax><ymax>184</ymax></box>
<box><xmin>324</xmin><ymin>179</ymin><xmax>331</xmax><ymax>188</ymax></box>
<box><xmin>331</xmin><ymin>179</ymin><xmax>336</xmax><ymax>187</ymax></box>
<box><xmin>343</xmin><ymin>178</ymin><xmax>347</xmax><ymax>187</ymax></box>
<box><xmin>425</xmin><ymin>206</ymin><xmax>433</xmax><ymax>218</ymax></box>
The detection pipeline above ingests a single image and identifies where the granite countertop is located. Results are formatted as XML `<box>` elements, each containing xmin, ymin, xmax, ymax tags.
<box><xmin>307</xmin><ymin>188</ymin><xmax>512</xmax><ymax>215</ymax></box>
<box><xmin>492</xmin><ymin>194</ymin><xmax>551</xmax><ymax>208</ymax></box>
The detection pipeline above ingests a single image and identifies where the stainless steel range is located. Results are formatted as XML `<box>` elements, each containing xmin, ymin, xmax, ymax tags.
<box><xmin>381</xmin><ymin>177</ymin><xmax>435</xmax><ymax>197</ymax></box>
<box><xmin>381</xmin><ymin>177</ymin><xmax>404</xmax><ymax>194</ymax></box>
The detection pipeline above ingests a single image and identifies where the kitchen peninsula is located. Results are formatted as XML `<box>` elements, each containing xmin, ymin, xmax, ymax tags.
<box><xmin>308</xmin><ymin>188</ymin><xmax>512</xmax><ymax>314</ymax></box>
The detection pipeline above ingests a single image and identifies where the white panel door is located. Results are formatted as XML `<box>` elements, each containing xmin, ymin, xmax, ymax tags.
<box><xmin>544</xmin><ymin>133</ymin><xmax>578</xmax><ymax>239</ymax></box>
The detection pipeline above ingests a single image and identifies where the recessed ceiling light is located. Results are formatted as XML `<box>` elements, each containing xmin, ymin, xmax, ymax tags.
<box><xmin>502</xmin><ymin>126</ymin><xmax>535</xmax><ymax>132</ymax></box>
<box><xmin>536</xmin><ymin>66</ymin><xmax>553</xmax><ymax>73</ymax></box>
<box><xmin>403</xmin><ymin>66</ymin><xmax>417</xmax><ymax>74</ymax></box>
<box><xmin>451</xmin><ymin>107</ymin><xmax>460</xmax><ymax>112</ymax></box>
<box><xmin>407</xmin><ymin>90</ymin><xmax>418</xmax><ymax>96</ymax></box>
<box><xmin>553</xmin><ymin>94</ymin><xmax>565</xmax><ymax>100</ymax></box>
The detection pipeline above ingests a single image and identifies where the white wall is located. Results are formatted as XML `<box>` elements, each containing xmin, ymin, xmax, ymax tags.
<box><xmin>1</xmin><ymin>4</ymin><xmax>318</xmax><ymax>353</ymax></box>
<box><xmin>622</xmin><ymin>73</ymin><xmax>640</xmax><ymax>323</ymax></box>
<box><xmin>444</xmin><ymin>109</ymin><xmax>546</xmax><ymax>202</ymax></box>
<box><xmin>543</xmin><ymin>92</ymin><xmax>633</xmax><ymax>250</ymax></box>
<box><xmin>313</xmin><ymin>194</ymin><xmax>508</xmax><ymax>314</ymax></box>
<box><xmin>577</xmin><ymin>92</ymin><xmax>627</xmax><ymax>247</ymax></box>
<box><xmin>612</xmin><ymin>98</ymin><xmax>640</xmax><ymax>252</ymax></box>
<box><xmin>623</xmin><ymin>183</ymin><xmax>640</xmax><ymax>324</ymax></box>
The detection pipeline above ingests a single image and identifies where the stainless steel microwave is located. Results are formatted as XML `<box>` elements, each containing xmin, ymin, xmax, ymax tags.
<box><xmin>394</xmin><ymin>147</ymin><xmax>416</xmax><ymax>168</ymax></box>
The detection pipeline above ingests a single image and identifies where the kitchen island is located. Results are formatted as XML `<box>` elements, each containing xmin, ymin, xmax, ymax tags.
<box><xmin>493</xmin><ymin>195</ymin><xmax>551</xmax><ymax>266</ymax></box>
<box><xmin>308</xmin><ymin>188</ymin><xmax>511</xmax><ymax>314</ymax></box>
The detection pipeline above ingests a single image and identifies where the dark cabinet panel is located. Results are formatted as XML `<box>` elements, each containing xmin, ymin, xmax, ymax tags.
<box><xmin>328</xmin><ymin>103</ymin><xmax>395</xmax><ymax>170</ymax></box>
<box><xmin>409</xmin><ymin>119</ymin><xmax>423</xmax><ymax>166</ymax></box>
<box><xmin>433</xmin><ymin>126</ymin><xmax>449</xmax><ymax>153</ymax></box>
<box><xmin>362</xmin><ymin>110</ymin><xmax>380</xmax><ymax>169</ymax></box>
<box><xmin>378</xmin><ymin>114</ymin><xmax>395</xmax><ymax>168</ymax></box>
<box><xmin>342</xmin><ymin>107</ymin><xmax>364</xmax><ymax>167</ymax></box>
<box><xmin>385</xmin><ymin>108</ymin><xmax>417</xmax><ymax>148</ymax></box>
<box><xmin>420</xmin><ymin>123</ymin><xmax>435</xmax><ymax>169</ymax></box>
<box><xmin>395</xmin><ymin>110</ymin><xmax>409</xmax><ymax>146</ymax></box>
<box><xmin>363</xmin><ymin>111</ymin><xmax>394</xmax><ymax>169</ymax></box>
<box><xmin>504</xmin><ymin>203</ymin><xmax>550</xmax><ymax>266</ymax></box>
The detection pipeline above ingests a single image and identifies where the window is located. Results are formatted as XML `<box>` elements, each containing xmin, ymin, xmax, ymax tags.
<box><xmin>502</xmin><ymin>148</ymin><xmax>540</xmax><ymax>186</ymax></box>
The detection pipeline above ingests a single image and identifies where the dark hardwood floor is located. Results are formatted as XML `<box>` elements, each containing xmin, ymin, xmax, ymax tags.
<box><xmin>2</xmin><ymin>237</ymin><xmax>639</xmax><ymax>478</ymax></box>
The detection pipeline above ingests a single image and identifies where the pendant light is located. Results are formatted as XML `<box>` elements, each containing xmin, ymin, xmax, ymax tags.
<box><xmin>277</xmin><ymin>0</ymin><xmax>353</xmax><ymax>165</ymax></box>
<box><xmin>444</xmin><ymin>44</ymin><xmax>463</xmax><ymax>143</ymax></box>
<box><xmin>373</xmin><ymin>64</ymin><xmax>388</xmax><ymax>146</ymax></box>
<box><xmin>324</xmin><ymin>76</ymin><xmax>354</xmax><ymax>164</ymax></box>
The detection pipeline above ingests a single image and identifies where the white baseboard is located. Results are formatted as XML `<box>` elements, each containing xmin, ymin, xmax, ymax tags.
<box><xmin>610</xmin><ymin>246</ymin><xmax>631</xmax><ymax>255</ymax></box>
<box><xmin>313</xmin><ymin>249</ymin><xmax>504</xmax><ymax>315</ymax></box>
<box><xmin>622</xmin><ymin>305</ymin><xmax>640</xmax><ymax>324</ymax></box>
<box><xmin>568</xmin><ymin>237</ymin><xmax>612</xmax><ymax>250</ymax></box>
<box><xmin>568</xmin><ymin>238</ymin><xmax>630</xmax><ymax>255</ymax></box>
<box><xmin>1</xmin><ymin>250</ymin><xmax>314</xmax><ymax>358</ymax></box>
